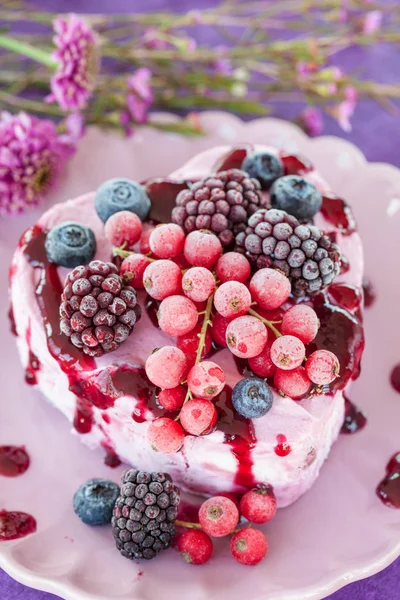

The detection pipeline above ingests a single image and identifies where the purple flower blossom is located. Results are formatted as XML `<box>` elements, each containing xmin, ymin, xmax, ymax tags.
<box><xmin>142</xmin><ymin>28</ymin><xmax>169</xmax><ymax>50</ymax></box>
<box><xmin>332</xmin><ymin>85</ymin><xmax>358</xmax><ymax>132</ymax></box>
<box><xmin>47</xmin><ymin>14</ymin><xmax>100</xmax><ymax>111</ymax></box>
<box><xmin>363</xmin><ymin>10</ymin><xmax>382</xmax><ymax>34</ymax></box>
<box><xmin>297</xmin><ymin>61</ymin><xmax>312</xmax><ymax>81</ymax></box>
<box><xmin>301</xmin><ymin>107</ymin><xmax>324</xmax><ymax>136</ymax></box>
<box><xmin>0</xmin><ymin>112</ymin><xmax>75</xmax><ymax>216</ymax></box>
<box><xmin>126</xmin><ymin>68</ymin><xmax>154</xmax><ymax>124</ymax></box>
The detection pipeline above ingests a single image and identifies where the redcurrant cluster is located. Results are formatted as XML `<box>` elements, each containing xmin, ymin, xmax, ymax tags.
<box><xmin>111</xmin><ymin>217</ymin><xmax>340</xmax><ymax>455</ymax></box>
<box><xmin>177</xmin><ymin>486</ymin><xmax>276</xmax><ymax>566</ymax></box>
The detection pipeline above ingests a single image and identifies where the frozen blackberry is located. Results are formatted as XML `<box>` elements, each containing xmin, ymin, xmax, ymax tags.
<box><xmin>59</xmin><ymin>260</ymin><xmax>141</xmax><ymax>356</ymax></box>
<box><xmin>171</xmin><ymin>168</ymin><xmax>265</xmax><ymax>247</ymax></box>
<box><xmin>235</xmin><ymin>208</ymin><xmax>341</xmax><ymax>296</ymax></box>
<box><xmin>112</xmin><ymin>470</ymin><xmax>180</xmax><ymax>561</ymax></box>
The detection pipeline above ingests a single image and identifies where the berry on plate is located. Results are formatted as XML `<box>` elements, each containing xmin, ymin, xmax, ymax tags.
<box><xmin>120</xmin><ymin>253</ymin><xmax>151</xmax><ymax>289</ymax></box>
<box><xmin>274</xmin><ymin>366</ymin><xmax>311</xmax><ymax>399</ymax></box>
<box><xmin>241</xmin><ymin>151</ymin><xmax>283</xmax><ymax>189</ymax></box>
<box><xmin>143</xmin><ymin>260</ymin><xmax>182</xmax><ymax>300</ymax></box>
<box><xmin>199</xmin><ymin>496</ymin><xmax>239</xmax><ymax>537</ymax></box>
<box><xmin>149</xmin><ymin>223</ymin><xmax>185</xmax><ymax>259</ymax></box>
<box><xmin>214</xmin><ymin>281</ymin><xmax>251</xmax><ymax>318</ymax></box>
<box><xmin>45</xmin><ymin>222</ymin><xmax>96</xmax><ymax>268</ymax></box>
<box><xmin>104</xmin><ymin>210</ymin><xmax>142</xmax><ymax>248</ymax></box>
<box><xmin>215</xmin><ymin>252</ymin><xmax>251</xmax><ymax>284</ymax></box>
<box><xmin>180</xmin><ymin>398</ymin><xmax>217</xmax><ymax>436</ymax></box>
<box><xmin>95</xmin><ymin>178</ymin><xmax>151</xmax><ymax>223</ymax></box>
<box><xmin>270</xmin><ymin>174</ymin><xmax>322</xmax><ymax>220</ymax></box>
<box><xmin>230</xmin><ymin>528</ymin><xmax>268</xmax><ymax>566</ymax></box>
<box><xmin>73</xmin><ymin>478</ymin><xmax>120</xmax><ymax>526</ymax></box>
<box><xmin>157</xmin><ymin>295</ymin><xmax>199</xmax><ymax>336</ymax></box>
<box><xmin>226</xmin><ymin>315</ymin><xmax>268</xmax><ymax>359</ymax></box>
<box><xmin>148</xmin><ymin>417</ymin><xmax>185</xmax><ymax>454</ymax></box>
<box><xmin>232</xmin><ymin>377</ymin><xmax>273</xmax><ymax>419</ymax></box>
<box><xmin>184</xmin><ymin>230</ymin><xmax>222</xmax><ymax>268</ymax></box>
<box><xmin>239</xmin><ymin>486</ymin><xmax>277</xmax><ymax>524</ymax></box>
<box><xmin>249</xmin><ymin>268</ymin><xmax>291</xmax><ymax>310</ymax></box>
<box><xmin>112</xmin><ymin>469</ymin><xmax>179</xmax><ymax>560</ymax></box>
<box><xmin>145</xmin><ymin>346</ymin><xmax>187</xmax><ymax>389</ymax></box>
<box><xmin>177</xmin><ymin>529</ymin><xmax>213</xmax><ymax>565</ymax></box>
<box><xmin>281</xmin><ymin>304</ymin><xmax>319</xmax><ymax>344</ymax></box>
<box><xmin>182</xmin><ymin>267</ymin><xmax>216</xmax><ymax>302</ymax></box>
<box><xmin>306</xmin><ymin>349</ymin><xmax>340</xmax><ymax>385</ymax></box>
<box><xmin>187</xmin><ymin>361</ymin><xmax>225</xmax><ymax>399</ymax></box>
<box><xmin>270</xmin><ymin>335</ymin><xmax>305</xmax><ymax>370</ymax></box>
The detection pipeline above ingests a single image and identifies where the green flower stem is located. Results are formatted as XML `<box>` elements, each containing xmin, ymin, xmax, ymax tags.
<box><xmin>0</xmin><ymin>34</ymin><xmax>56</xmax><ymax>69</ymax></box>
<box><xmin>248</xmin><ymin>308</ymin><xmax>282</xmax><ymax>338</ymax></box>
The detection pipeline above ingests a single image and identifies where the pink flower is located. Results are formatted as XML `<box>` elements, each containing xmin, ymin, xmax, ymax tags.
<box><xmin>332</xmin><ymin>86</ymin><xmax>358</xmax><ymax>132</ymax></box>
<box><xmin>0</xmin><ymin>112</ymin><xmax>75</xmax><ymax>216</ymax></box>
<box><xmin>297</xmin><ymin>61</ymin><xmax>312</xmax><ymax>81</ymax></box>
<box><xmin>126</xmin><ymin>68</ymin><xmax>154</xmax><ymax>124</ymax></box>
<box><xmin>339</xmin><ymin>0</ymin><xmax>348</xmax><ymax>22</ymax></box>
<box><xmin>301</xmin><ymin>107</ymin><xmax>324</xmax><ymax>136</ymax></box>
<box><xmin>47</xmin><ymin>14</ymin><xmax>100</xmax><ymax>111</ymax></box>
<box><xmin>142</xmin><ymin>28</ymin><xmax>169</xmax><ymax>50</ymax></box>
<box><xmin>362</xmin><ymin>10</ymin><xmax>382</xmax><ymax>34</ymax></box>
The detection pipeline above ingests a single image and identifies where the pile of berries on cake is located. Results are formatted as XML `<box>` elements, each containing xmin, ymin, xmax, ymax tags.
<box><xmin>74</xmin><ymin>468</ymin><xmax>277</xmax><ymax>566</ymax></box>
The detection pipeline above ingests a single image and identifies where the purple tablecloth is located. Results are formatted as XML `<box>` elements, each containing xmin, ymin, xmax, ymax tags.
<box><xmin>1</xmin><ymin>1</ymin><xmax>400</xmax><ymax>599</ymax></box>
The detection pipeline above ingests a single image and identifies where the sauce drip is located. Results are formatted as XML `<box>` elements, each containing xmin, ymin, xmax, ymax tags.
<box><xmin>0</xmin><ymin>446</ymin><xmax>30</xmax><ymax>477</ymax></box>
<box><xmin>376</xmin><ymin>453</ymin><xmax>400</xmax><ymax>509</ymax></box>
<box><xmin>341</xmin><ymin>396</ymin><xmax>367</xmax><ymax>434</ymax></box>
<box><xmin>321</xmin><ymin>192</ymin><xmax>357</xmax><ymax>235</ymax></box>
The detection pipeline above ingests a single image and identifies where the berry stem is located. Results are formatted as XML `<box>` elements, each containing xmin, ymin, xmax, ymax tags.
<box><xmin>113</xmin><ymin>246</ymin><xmax>157</xmax><ymax>261</ymax></box>
<box><xmin>248</xmin><ymin>308</ymin><xmax>282</xmax><ymax>338</ymax></box>
<box><xmin>195</xmin><ymin>293</ymin><xmax>214</xmax><ymax>364</ymax></box>
<box><xmin>175</xmin><ymin>519</ymin><xmax>241</xmax><ymax>534</ymax></box>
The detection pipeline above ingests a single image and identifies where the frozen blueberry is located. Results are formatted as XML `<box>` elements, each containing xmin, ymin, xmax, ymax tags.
<box><xmin>73</xmin><ymin>478</ymin><xmax>120</xmax><ymax>526</ymax></box>
<box><xmin>45</xmin><ymin>222</ymin><xmax>96</xmax><ymax>268</ymax></box>
<box><xmin>270</xmin><ymin>175</ymin><xmax>322</xmax><ymax>221</ymax></box>
<box><xmin>232</xmin><ymin>378</ymin><xmax>273</xmax><ymax>419</ymax></box>
<box><xmin>95</xmin><ymin>178</ymin><xmax>151</xmax><ymax>223</ymax></box>
<box><xmin>241</xmin><ymin>151</ymin><xmax>284</xmax><ymax>190</ymax></box>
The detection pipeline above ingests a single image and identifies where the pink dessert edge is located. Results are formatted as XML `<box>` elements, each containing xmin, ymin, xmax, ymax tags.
<box><xmin>9</xmin><ymin>144</ymin><xmax>365</xmax><ymax>513</ymax></box>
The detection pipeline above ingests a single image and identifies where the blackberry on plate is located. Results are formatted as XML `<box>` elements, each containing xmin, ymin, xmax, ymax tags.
<box><xmin>59</xmin><ymin>260</ymin><xmax>141</xmax><ymax>356</ymax></box>
<box><xmin>270</xmin><ymin>175</ymin><xmax>322</xmax><ymax>221</ymax></box>
<box><xmin>235</xmin><ymin>208</ymin><xmax>341</xmax><ymax>296</ymax></box>
<box><xmin>171</xmin><ymin>168</ymin><xmax>265</xmax><ymax>247</ymax></box>
<box><xmin>45</xmin><ymin>222</ymin><xmax>96</xmax><ymax>268</ymax></box>
<box><xmin>241</xmin><ymin>151</ymin><xmax>284</xmax><ymax>190</ymax></box>
<box><xmin>112</xmin><ymin>469</ymin><xmax>180</xmax><ymax>561</ymax></box>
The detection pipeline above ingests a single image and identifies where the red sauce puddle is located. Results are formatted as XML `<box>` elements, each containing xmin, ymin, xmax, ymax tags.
<box><xmin>390</xmin><ymin>364</ymin><xmax>400</xmax><ymax>394</ymax></box>
<box><xmin>215</xmin><ymin>386</ymin><xmax>257</xmax><ymax>488</ymax></box>
<box><xmin>376</xmin><ymin>453</ymin><xmax>400</xmax><ymax>509</ymax></box>
<box><xmin>104</xmin><ymin>448</ymin><xmax>122</xmax><ymax>468</ymax></box>
<box><xmin>0</xmin><ymin>446</ymin><xmax>30</xmax><ymax>477</ymax></box>
<box><xmin>0</xmin><ymin>510</ymin><xmax>37</xmax><ymax>541</ymax></box>
<box><xmin>279</xmin><ymin>151</ymin><xmax>313</xmax><ymax>175</ymax></box>
<box><xmin>341</xmin><ymin>396</ymin><xmax>367</xmax><ymax>434</ymax></box>
<box><xmin>321</xmin><ymin>192</ymin><xmax>357</xmax><ymax>236</ymax></box>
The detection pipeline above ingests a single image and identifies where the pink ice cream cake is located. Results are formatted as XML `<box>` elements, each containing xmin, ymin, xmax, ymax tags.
<box><xmin>9</xmin><ymin>144</ymin><xmax>365</xmax><ymax>511</ymax></box>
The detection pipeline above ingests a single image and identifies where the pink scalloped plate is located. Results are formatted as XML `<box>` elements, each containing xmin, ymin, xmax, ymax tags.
<box><xmin>1</xmin><ymin>113</ymin><xmax>400</xmax><ymax>600</ymax></box>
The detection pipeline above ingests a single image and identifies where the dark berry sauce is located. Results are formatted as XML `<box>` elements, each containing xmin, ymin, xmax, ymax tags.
<box><xmin>73</xmin><ymin>398</ymin><xmax>94</xmax><ymax>434</ymax></box>
<box><xmin>25</xmin><ymin>324</ymin><xmax>40</xmax><ymax>385</ymax></box>
<box><xmin>103</xmin><ymin>447</ymin><xmax>122</xmax><ymax>468</ymax></box>
<box><xmin>0</xmin><ymin>446</ymin><xmax>30</xmax><ymax>477</ymax></box>
<box><xmin>279</xmin><ymin>152</ymin><xmax>313</xmax><ymax>175</ymax></box>
<box><xmin>8</xmin><ymin>305</ymin><xmax>17</xmax><ymax>336</ymax></box>
<box><xmin>214</xmin><ymin>145</ymin><xmax>253</xmax><ymax>172</ymax></box>
<box><xmin>307</xmin><ymin>293</ymin><xmax>365</xmax><ymax>392</ymax></box>
<box><xmin>146</xmin><ymin>179</ymin><xmax>189</xmax><ymax>223</ymax></box>
<box><xmin>0</xmin><ymin>510</ymin><xmax>37</xmax><ymax>540</ymax></box>
<box><xmin>233</xmin><ymin>356</ymin><xmax>254</xmax><ymax>378</ymax></box>
<box><xmin>144</xmin><ymin>296</ymin><xmax>160</xmax><ymax>328</ymax></box>
<box><xmin>321</xmin><ymin>192</ymin><xmax>357</xmax><ymax>236</ymax></box>
<box><xmin>390</xmin><ymin>364</ymin><xmax>400</xmax><ymax>394</ymax></box>
<box><xmin>362</xmin><ymin>278</ymin><xmax>376</xmax><ymax>308</ymax></box>
<box><xmin>274</xmin><ymin>434</ymin><xmax>291</xmax><ymax>457</ymax></box>
<box><xmin>328</xmin><ymin>283</ymin><xmax>362</xmax><ymax>313</ymax></box>
<box><xmin>21</xmin><ymin>226</ymin><xmax>95</xmax><ymax>372</ymax></box>
<box><xmin>215</xmin><ymin>386</ymin><xmax>257</xmax><ymax>488</ymax></box>
<box><xmin>376</xmin><ymin>453</ymin><xmax>400</xmax><ymax>509</ymax></box>
<box><xmin>341</xmin><ymin>396</ymin><xmax>367</xmax><ymax>434</ymax></box>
